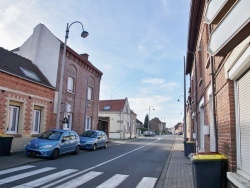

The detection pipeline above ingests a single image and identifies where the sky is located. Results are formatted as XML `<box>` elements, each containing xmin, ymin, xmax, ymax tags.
<box><xmin>0</xmin><ymin>0</ymin><xmax>191</xmax><ymax>128</ymax></box>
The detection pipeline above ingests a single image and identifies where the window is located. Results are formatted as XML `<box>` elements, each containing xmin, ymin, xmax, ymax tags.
<box><xmin>85</xmin><ymin>116</ymin><xmax>92</xmax><ymax>130</ymax></box>
<box><xmin>62</xmin><ymin>132</ymin><xmax>70</xmax><ymax>141</ymax></box>
<box><xmin>67</xmin><ymin>76</ymin><xmax>75</xmax><ymax>93</ymax></box>
<box><xmin>87</xmin><ymin>86</ymin><xmax>93</xmax><ymax>100</ymax></box>
<box><xmin>70</xmin><ymin>132</ymin><xmax>76</xmax><ymax>140</ymax></box>
<box><xmin>20</xmin><ymin>67</ymin><xmax>41</xmax><ymax>81</ymax></box>
<box><xmin>32</xmin><ymin>110</ymin><xmax>41</xmax><ymax>134</ymax></box>
<box><xmin>7</xmin><ymin>106</ymin><xmax>19</xmax><ymax>134</ymax></box>
<box><xmin>103</xmin><ymin>105</ymin><xmax>111</xmax><ymax>110</ymax></box>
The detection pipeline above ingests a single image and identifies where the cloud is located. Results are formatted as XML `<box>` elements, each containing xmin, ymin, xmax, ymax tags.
<box><xmin>0</xmin><ymin>5</ymin><xmax>22</xmax><ymax>26</ymax></box>
<box><xmin>142</xmin><ymin>78</ymin><xmax>165</xmax><ymax>85</ymax></box>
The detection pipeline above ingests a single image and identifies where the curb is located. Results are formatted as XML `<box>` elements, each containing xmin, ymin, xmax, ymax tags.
<box><xmin>155</xmin><ymin>137</ymin><xmax>176</xmax><ymax>188</ymax></box>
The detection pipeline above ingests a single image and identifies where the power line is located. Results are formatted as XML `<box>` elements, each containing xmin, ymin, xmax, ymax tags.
<box><xmin>101</xmin><ymin>79</ymin><xmax>123</xmax><ymax>99</ymax></box>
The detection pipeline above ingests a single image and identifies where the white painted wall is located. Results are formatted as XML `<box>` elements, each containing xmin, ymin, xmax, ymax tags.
<box><xmin>15</xmin><ymin>24</ymin><xmax>61</xmax><ymax>87</ymax></box>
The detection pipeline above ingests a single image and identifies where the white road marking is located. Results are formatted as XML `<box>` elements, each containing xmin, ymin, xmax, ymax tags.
<box><xmin>12</xmin><ymin>169</ymin><xmax>78</xmax><ymax>188</ymax></box>
<box><xmin>0</xmin><ymin>165</ymin><xmax>35</xmax><ymax>175</ymax></box>
<box><xmin>42</xmin><ymin>139</ymin><xmax>160</xmax><ymax>188</ymax></box>
<box><xmin>136</xmin><ymin>177</ymin><xmax>157</xmax><ymax>188</ymax></box>
<box><xmin>96</xmin><ymin>174</ymin><xmax>129</xmax><ymax>188</ymax></box>
<box><xmin>53</xmin><ymin>171</ymin><xmax>102</xmax><ymax>188</ymax></box>
<box><xmin>0</xmin><ymin>167</ymin><xmax>55</xmax><ymax>185</ymax></box>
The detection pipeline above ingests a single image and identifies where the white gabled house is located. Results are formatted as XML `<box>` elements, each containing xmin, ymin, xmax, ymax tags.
<box><xmin>99</xmin><ymin>98</ymin><xmax>135</xmax><ymax>139</ymax></box>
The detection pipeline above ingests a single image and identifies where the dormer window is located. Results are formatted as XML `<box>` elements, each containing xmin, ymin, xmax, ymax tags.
<box><xmin>103</xmin><ymin>105</ymin><xmax>111</xmax><ymax>110</ymax></box>
<box><xmin>20</xmin><ymin>67</ymin><xmax>40</xmax><ymax>81</ymax></box>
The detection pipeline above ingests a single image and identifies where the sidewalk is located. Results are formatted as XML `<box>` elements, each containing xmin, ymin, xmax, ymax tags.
<box><xmin>157</xmin><ymin>136</ymin><xmax>194</xmax><ymax>188</ymax></box>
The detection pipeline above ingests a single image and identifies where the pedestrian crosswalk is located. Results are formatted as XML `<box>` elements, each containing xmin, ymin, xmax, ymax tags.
<box><xmin>0</xmin><ymin>165</ymin><xmax>158</xmax><ymax>188</ymax></box>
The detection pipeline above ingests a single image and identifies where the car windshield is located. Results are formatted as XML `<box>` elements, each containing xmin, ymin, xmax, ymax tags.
<box><xmin>38</xmin><ymin>130</ymin><xmax>62</xmax><ymax>141</ymax></box>
<box><xmin>82</xmin><ymin>131</ymin><xmax>97</xmax><ymax>138</ymax></box>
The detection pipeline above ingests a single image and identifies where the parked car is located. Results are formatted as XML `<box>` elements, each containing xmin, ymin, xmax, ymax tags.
<box><xmin>144</xmin><ymin>131</ymin><xmax>155</xmax><ymax>137</ymax></box>
<box><xmin>25</xmin><ymin>129</ymin><xmax>80</xmax><ymax>159</ymax></box>
<box><xmin>178</xmin><ymin>132</ymin><xmax>183</xmax><ymax>135</ymax></box>
<box><xmin>79</xmin><ymin>130</ymin><xmax>108</xmax><ymax>151</ymax></box>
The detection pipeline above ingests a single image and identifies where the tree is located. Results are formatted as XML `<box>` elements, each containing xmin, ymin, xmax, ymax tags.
<box><xmin>144</xmin><ymin>114</ymin><xmax>149</xmax><ymax>129</ymax></box>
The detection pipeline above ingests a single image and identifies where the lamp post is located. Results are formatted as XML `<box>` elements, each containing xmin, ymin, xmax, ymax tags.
<box><xmin>148</xmin><ymin>106</ymin><xmax>155</xmax><ymax>130</ymax></box>
<box><xmin>161</xmin><ymin>116</ymin><xmax>165</xmax><ymax>134</ymax></box>
<box><xmin>56</xmin><ymin>21</ymin><xmax>89</xmax><ymax>128</ymax></box>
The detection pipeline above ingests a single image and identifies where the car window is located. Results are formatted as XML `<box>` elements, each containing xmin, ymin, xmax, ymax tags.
<box><xmin>97</xmin><ymin>132</ymin><xmax>102</xmax><ymax>138</ymax></box>
<box><xmin>62</xmin><ymin>132</ymin><xmax>70</xmax><ymax>141</ymax></box>
<box><xmin>70</xmin><ymin>132</ymin><xmax>76</xmax><ymax>140</ymax></box>
<box><xmin>82</xmin><ymin>131</ymin><xmax>97</xmax><ymax>138</ymax></box>
<box><xmin>38</xmin><ymin>130</ymin><xmax>62</xmax><ymax>141</ymax></box>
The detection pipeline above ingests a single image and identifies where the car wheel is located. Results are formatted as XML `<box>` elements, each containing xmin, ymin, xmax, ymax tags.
<box><xmin>74</xmin><ymin>145</ymin><xmax>80</xmax><ymax>155</ymax></box>
<box><xmin>29</xmin><ymin>151</ymin><xmax>37</xmax><ymax>158</ymax></box>
<box><xmin>103</xmin><ymin>142</ymin><xmax>108</xmax><ymax>149</ymax></box>
<box><xmin>51</xmin><ymin>149</ymin><xmax>59</xmax><ymax>160</ymax></box>
<box><xmin>92</xmin><ymin>144</ymin><xmax>97</xmax><ymax>151</ymax></box>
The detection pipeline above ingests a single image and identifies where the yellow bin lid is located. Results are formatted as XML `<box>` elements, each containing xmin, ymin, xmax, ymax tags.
<box><xmin>186</xmin><ymin>141</ymin><xmax>194</xmax><ymax>143</ymax></box>
<box><xmin>0</xmin><ymin>134</ymin><xmax>13</xmax><ymax>137</ymax></box>
<box><xmin>192</xmin><ymin>153</ymin><xmax>227</xmax><ymax>160</ymax></box>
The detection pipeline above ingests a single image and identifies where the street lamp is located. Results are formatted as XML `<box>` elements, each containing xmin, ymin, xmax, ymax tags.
<box><xmin>187</xmin><ymin>49</ymin><xmax>200</xmax><ymax>152</ymax></box>
<box><xmin>56</xmin><ymin>21</ymin><xmax>89</xmax><ymax>128</ymax></box>
<box><xmin>177</xmin><ymin>95</ymin><xmax>184</xmax><ymax>102</ymax></box>
<box><xmin>148</xmin><ymin>106</ymin><xmax>155</xmax><ymax>130</ymax></box>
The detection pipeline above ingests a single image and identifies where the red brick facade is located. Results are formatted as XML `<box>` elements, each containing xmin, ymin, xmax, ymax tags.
<box><xmin>56</xmin><ymin>47</ymin><xmax>102</xmax><ymax>134</ymax></box>
<box><xmin>0</xmin><ymin>72</ymin><xmax>55</xmax><ymax>152</ymax></box>
<box><xmin>186</xmin><ymin>0</ymin><xmax>238</xmax><ymax>175</ymax></box>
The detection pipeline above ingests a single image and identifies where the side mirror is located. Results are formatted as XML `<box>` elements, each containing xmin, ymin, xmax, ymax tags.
<box><xmin>97</xmin><ymin>136</ymin><xmax>101</xmax><ymax>139</ymax></box>
<box><xmin>62</xmin><ymin>138</ymin><xmax>66</xmax><ymax>143</ymax></box>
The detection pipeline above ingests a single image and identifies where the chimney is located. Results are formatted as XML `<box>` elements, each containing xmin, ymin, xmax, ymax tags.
<box><xmin>80</xmin><ymin>53</ymin><xmax>89</xmax><ymax>60</ymax></box>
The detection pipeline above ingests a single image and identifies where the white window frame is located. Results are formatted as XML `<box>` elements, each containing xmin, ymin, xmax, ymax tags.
<box><xmin>32</xmin><ymin>110</ymin><xmax>41</xmax><ymax>134</ymax></box>
<box><xmin>7</xmin><ymin>106</ymin><xmax>19</xmax><ymax>134</ymax></box>
<box><xmin>85</xmin><ymin>116</ymin><xmax>92</xmax><ymax>130</ymax></box>
<box><xmin>67</xmin><ymin>76</ymin><xmax>75</xmax><ymax>93</ymax></box>
<box><xmin>87</xmin><ymin>86</ymin><xmax>93</xmax><ymax>100</ymax></box>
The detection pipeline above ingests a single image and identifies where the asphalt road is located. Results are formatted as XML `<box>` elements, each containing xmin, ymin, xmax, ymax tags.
<box><xmin>0</xmin><ymin>135</ymin><xmax>175</xmax><ymax>188</ymax></box>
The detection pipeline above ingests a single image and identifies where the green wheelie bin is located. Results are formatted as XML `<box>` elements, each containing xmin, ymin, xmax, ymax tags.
<box><xmin>184</xmin><ymin>141</ymin><xmax>194</xmax><ymax>157</ymax></box>
<box><xmin>0</xmin><ymin>134</ymin><xmax>13</xmax><ymax>156</ymax></box>
<box><xmin>191</xmin><ymin>152</ymin><xmax>227</xmax><ymax>188</ymax></box>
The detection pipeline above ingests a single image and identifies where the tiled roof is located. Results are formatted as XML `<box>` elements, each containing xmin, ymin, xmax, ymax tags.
<box><xmin>0</xmin><ymin>47</ymin><xmax>53</xmax><ymax>88</ymax></box>
<box><xmin>99</xmin><ymin>99</ymin><xmax>126</xmax><ymax>111</ymax></box>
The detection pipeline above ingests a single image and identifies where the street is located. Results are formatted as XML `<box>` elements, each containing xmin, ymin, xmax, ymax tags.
<box><xmin>0</xmin><ymin>135</ymin><xmax>175</xmax><ymax>188</ymax></box>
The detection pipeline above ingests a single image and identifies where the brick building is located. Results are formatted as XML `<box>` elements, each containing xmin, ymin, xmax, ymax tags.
<box><xmin>0</xmin><ymin>47</ymin><xmax>55</xmax><ymax>152</ymax></box>
<box><xmin>13</xmin><ymin>23</ymin><xmax>103</xmax><ymax>135</ymax></box>
<box><xmin>186</xmin><ymin>0</ymin><xmax>250</xmax><ymax>186</ymax></box>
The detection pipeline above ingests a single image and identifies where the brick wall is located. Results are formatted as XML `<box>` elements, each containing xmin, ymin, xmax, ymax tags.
<box><xmin>0</xmin><ymin>72</ymin><xmax>55</xmax><ymax>152</ymax></box>
<box><xmin>190</xmin><ymin>10</ymin><xmax>237</xmax><ymax>172</ymax></box>
<box><xmin>57</xmin><ymin>49</ymin><xmax>102</xmax><ymax>135</ymax></box>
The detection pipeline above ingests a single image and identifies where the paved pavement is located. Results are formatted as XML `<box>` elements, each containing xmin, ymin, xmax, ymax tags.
<box><xmin>156</xmin><ymin>136</ymin><xmax>194</xmax><ymax>188</ymax></box>
<box><xmin>0</xmin><ymin>136</ymin><xmax>194</xmax><ymax>188</ymax></box>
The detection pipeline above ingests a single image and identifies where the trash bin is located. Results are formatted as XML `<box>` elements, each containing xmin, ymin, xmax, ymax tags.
<box><xmin>184</xmin><ymin>141</ymin><xmax>194</xmax><ymax>157</ymax></box>
<box><xmin>191</xmin><ymin>152</ymin><xmax>227</xmax><ymax>188</ymax></box>
<box><xmin>0</xmin><ymin>135</ymin><xmax>13</xmax><ymax>156</ymax></box>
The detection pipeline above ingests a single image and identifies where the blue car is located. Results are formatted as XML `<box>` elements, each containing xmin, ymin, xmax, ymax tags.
<box><xmin>79</xmin><ymin>130</ymin><xmax>108</xmax><ymax>151</ymax></box>
<box><xmin>25</xmin><ymin>129</ymin><xmax>80</xmax><ymax>159</ymax></box>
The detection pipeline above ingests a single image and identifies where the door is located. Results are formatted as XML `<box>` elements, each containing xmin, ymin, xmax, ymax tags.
<box><xmin>60</xmin><ymin>132</ymin><xmax>71</xmax><ymax>153</ymax></box>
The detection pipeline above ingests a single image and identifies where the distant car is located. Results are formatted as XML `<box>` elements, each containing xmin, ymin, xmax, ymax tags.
<box><xmin>79</xmin><ymin>130</ymin><xmax>108</xmax><ymax>151</ymax></box>
<box><xmin>178</xmin><ymin>132</ymin><xmax>183</xmax><ymax>135</ymax></box>
<box><xmin>25</xmin><ymin>129</ymin><xmax>80</xmax><ymax>159</ymax></box>
<box><xmin>144</xmin><ymin>131</ymin><xmax>155</xmax><ymax>137</ymax></box>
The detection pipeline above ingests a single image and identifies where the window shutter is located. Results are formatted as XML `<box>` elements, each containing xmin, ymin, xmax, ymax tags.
<box><xmin>238</xmin><ymin>70</ymin><xmax>250</xmax><ymax>175</ymax></box>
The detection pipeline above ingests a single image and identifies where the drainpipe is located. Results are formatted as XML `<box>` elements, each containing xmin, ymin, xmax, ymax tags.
<box><xmin>209</xmin><ymin>25</ymin><xmax>218</xmax><ymax>153</ymax></box>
